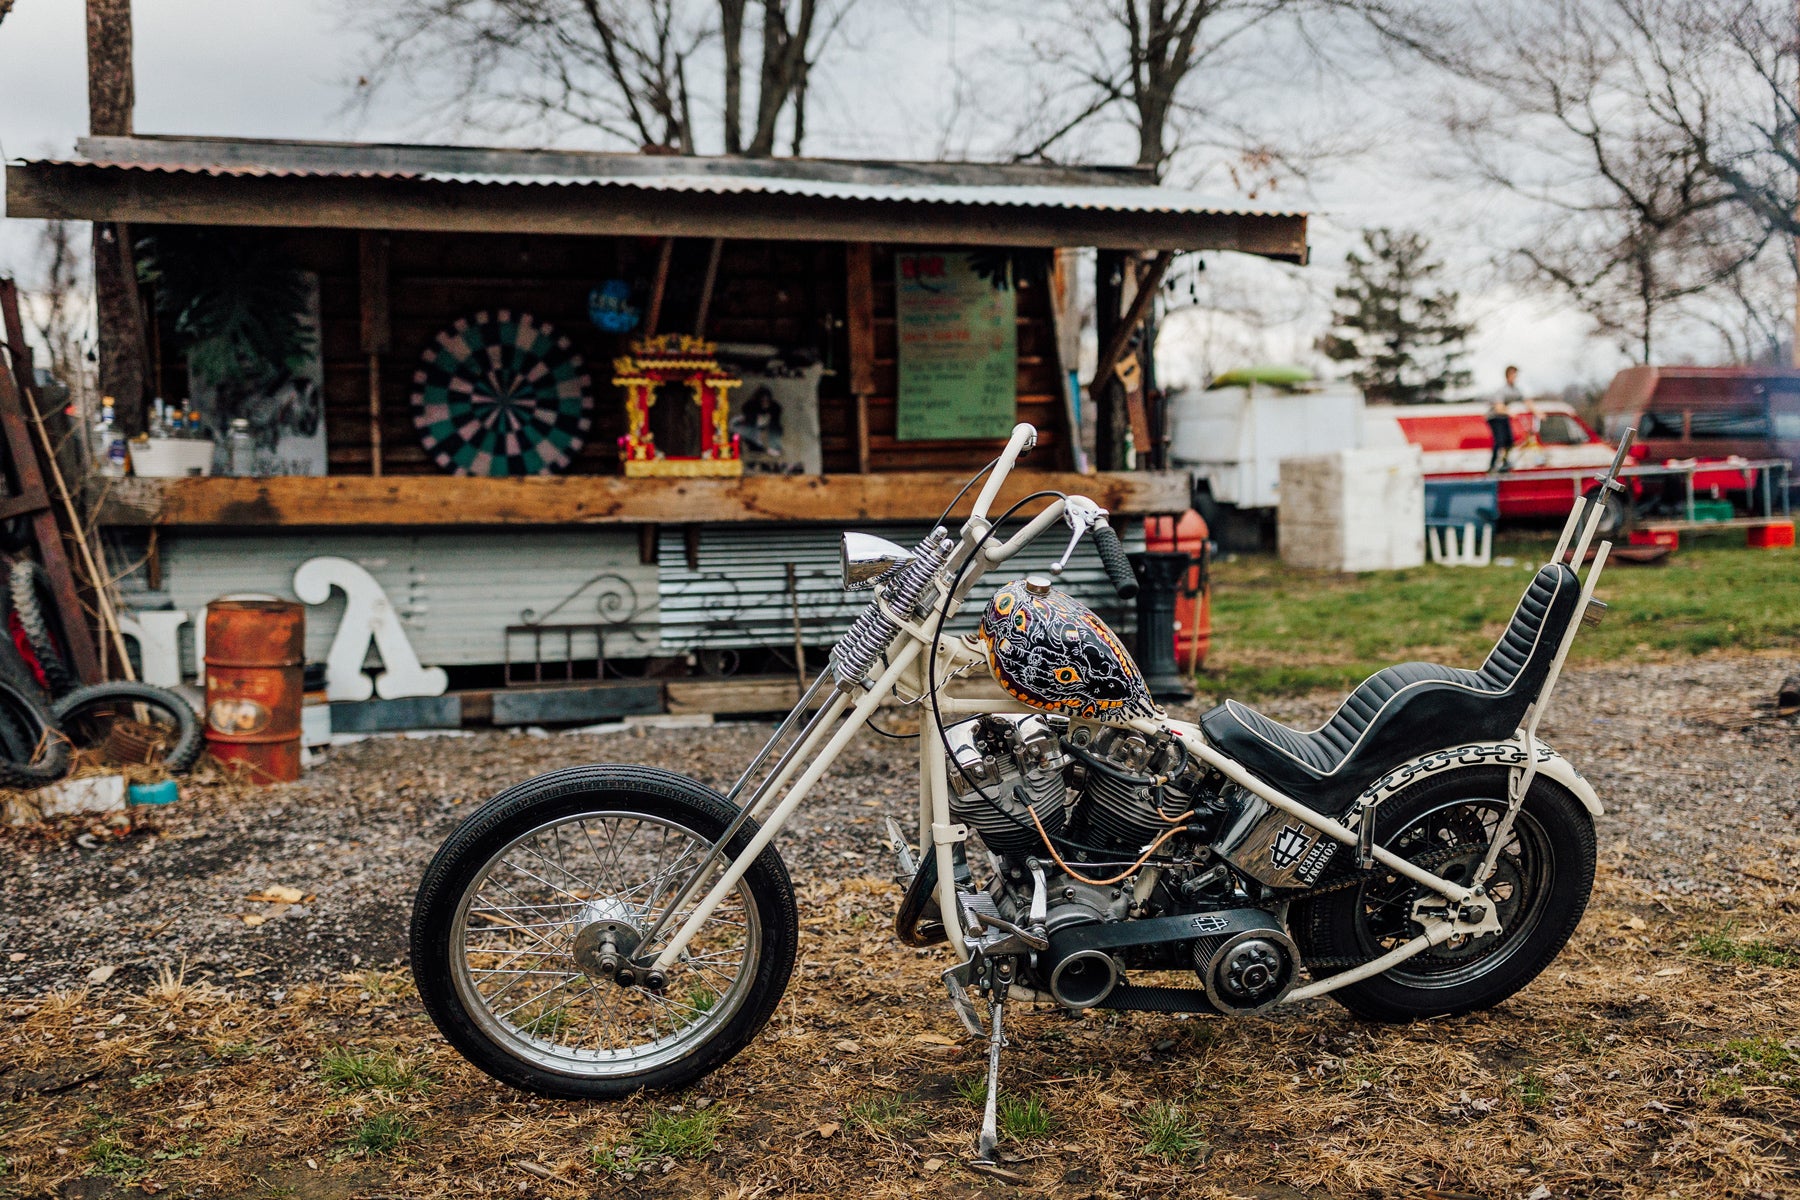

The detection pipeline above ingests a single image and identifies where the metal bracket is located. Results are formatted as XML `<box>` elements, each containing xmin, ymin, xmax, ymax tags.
<box><xmin>932</xmin><ymin>821</ymin><xmax>969</xmax><ymax>846</ymax></box>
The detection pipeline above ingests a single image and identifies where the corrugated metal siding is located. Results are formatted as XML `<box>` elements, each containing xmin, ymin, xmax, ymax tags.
<box><xmin>153</xmin><ymin>530</ymin><xmax>655</xmax><ymax>670</ymax></box>
<box><xmin>655</xmin><ymin>522</ymin><xmax>1143</xmax><ymax>654</ymax></box>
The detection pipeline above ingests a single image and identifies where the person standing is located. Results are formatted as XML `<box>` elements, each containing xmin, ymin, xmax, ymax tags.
<box><xmin>1485</xmin><ymin>396</ymin><xmax>1515</xmax><ymax>473</ymax></box>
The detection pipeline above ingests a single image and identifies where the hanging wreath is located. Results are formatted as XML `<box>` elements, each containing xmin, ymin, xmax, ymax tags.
<box><xmin>411</xmin><ymin>310</ymin><xmax>593</xmax><ymax>476</ymax></box>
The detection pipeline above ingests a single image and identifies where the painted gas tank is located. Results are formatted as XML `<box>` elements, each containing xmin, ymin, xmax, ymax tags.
<box><xmin>978</xmin><ymin>578</ymin><xmax>1157</xmax><ymax>721</ymax></box>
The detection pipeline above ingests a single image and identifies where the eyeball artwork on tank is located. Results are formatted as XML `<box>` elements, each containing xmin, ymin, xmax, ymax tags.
<box><xmin>979</xmin><ymin>579</ymin><xmax>1158</xmax><ymax>720</ymax></box>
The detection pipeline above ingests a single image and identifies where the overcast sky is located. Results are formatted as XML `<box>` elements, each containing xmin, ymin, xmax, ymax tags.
<box><xmin>0</xmin><ymin>0</ymin><xmax>1624</xmax><ymax>396</ymax></box>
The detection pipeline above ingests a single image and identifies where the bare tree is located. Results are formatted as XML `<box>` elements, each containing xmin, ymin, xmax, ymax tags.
<box><xmin>29</xmin><ymin>221</ymin><xmax>92</xmax><ymax>389</ymax></box>
<box><xmin>350</xmin><ymin>0</ymin><xmax>858</xmax><ymax>156</ymax></box>
<box><xmin>1415</xmin><ymin>0</ymin><xmax>1780</xmax><ymax>360</ymax></box>
<box><xmin>0</xmin><ymin>0</ymin><xmax>16</xmax><ymax>29</ymax></box>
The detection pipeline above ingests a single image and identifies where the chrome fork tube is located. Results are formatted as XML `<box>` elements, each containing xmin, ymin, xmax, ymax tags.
<box><xmin>724</xmin><ymin>670</ymin><xmax>834</xmax><ymax>804</ymax></box>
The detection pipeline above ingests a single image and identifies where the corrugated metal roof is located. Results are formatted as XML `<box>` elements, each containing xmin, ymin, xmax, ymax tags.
<box><xmin>30</xmin><ymin>135</ymin><xmax>1303</xmax><ymax>219</ymax></box>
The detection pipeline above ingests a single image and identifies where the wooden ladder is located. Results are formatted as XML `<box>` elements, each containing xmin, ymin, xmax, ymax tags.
<box><xmin>0</xmin><ymin>277</ymin><xmax>104</xmax><ymax>685</ymax></box>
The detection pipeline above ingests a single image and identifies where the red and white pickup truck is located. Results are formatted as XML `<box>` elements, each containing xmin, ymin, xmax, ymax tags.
<box><xmin>1364</xmin><ymin>400</ymin><xmax>1621</xmax><ymax>520</ymax></box>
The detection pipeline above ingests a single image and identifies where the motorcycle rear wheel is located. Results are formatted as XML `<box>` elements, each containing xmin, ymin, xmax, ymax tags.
<box><xmin>1291</xmin><ymin>766</ymin><xmax>1595</xmax><ymax>1023</ymax></box>
<box><xmin>411</xmin><ymin>764</ymin><xmax>798</xmax><ymax>1098</ymax></box>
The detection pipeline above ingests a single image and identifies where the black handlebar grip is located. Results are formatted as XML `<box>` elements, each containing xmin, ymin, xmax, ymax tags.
<box><xmin>1091</xmin><ymin>523</ymin><xmax>1139</xmax><ymax>600</ymax></box>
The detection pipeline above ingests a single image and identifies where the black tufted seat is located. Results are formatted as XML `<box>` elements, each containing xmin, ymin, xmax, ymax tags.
<box><xmin>1199</xmin><ymin>562</ymin><xmax>1582</xmax><ymax>815</ymax></box>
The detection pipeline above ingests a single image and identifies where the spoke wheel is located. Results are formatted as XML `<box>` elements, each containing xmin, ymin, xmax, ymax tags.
<box><xmin>413</xmin><ymin>765</ymin><xmax>797</xmax><ymax>1098</ymax></box>
<box><xmin>1292</xmin><ymin>765</ymin><xmax>1595</xmax><ymax>1023</ymax></box>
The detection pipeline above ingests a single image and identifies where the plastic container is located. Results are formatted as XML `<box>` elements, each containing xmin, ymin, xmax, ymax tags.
<box><xmin>1747</xmin><ymin>521</ymin><xmax>1795</xmax><ymax>548</ymax></box>
<box><xmin>129</xmin><ymin>779</ymin><xmax>180</xmax><ymax>806</ymax></box>
<box><xmin>1690</xmin><ymin>499</ymin><xmax>1735</xmax><ymax>522</ymax></box>
<box><xmin>1629</xmin><ymin>528</ymin><xmax>1679</xmax><ymax>550</ymax></box>
<box><xmin>132</xmin><ymin>438</ymin><xmax>217</xmax><ymax>478</ymax></box>
<box><xmin>204</xmin><ymin>599</ymin><xmax>304</xmax><ymax>783</ymax></box>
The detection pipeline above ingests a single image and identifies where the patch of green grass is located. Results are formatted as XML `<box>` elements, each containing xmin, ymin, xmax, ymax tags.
<box><xmin>953</xmin><ymin>1075</ymin><xmax>987</xmax><ymax>1107</ymax></box>
<box><xmin>846</xmin><ymin>1093</ymin><xmax>928</xmax><ymax>1136</ymax></box>
<box><xmin>1199</xmin><ymin>537</ymin><xmax>1800</xmax><ymax>700</ymax></box>
<box><xmin>997</xmin><ymin>1093</ymin><xmax>1052</xmax><ymax>1141</ymax></box>
<box><xmin>209</xmin><ymin>1039</ymin><xmax>260</xmax><ymax>1059</ymax></box>
<box><xmin>685</xmin><ymin>986</ymin><xmax>717</xmax><ymax>1015</ymax></box>
<box><xmin>1512</xmin><ymin>1070</ymin><xmax>1550</xmax><ymax>1110</ymax></box>
<box><xmin>636</xmin><ymin>1108</ymin><xmax>723</xmax><ymax>1160</ymax></box>
<box><xmin>1691</xmin><ymin>929</ymin><xmax>1797</xmax><ymax>969</ymax></box>
<box><xmin>129</xmin><ymin>1071</ymin><xmax>165</xmax><ymax>1089</ymax></box>
<box><xmin>1133</xmin><ymin>1100</ymin><xmax>1206</xmax><ymax>1163</ymax></box>
<box><xmin>152</xmin><ymin>1140</ymin><xmax>204</xmax><ymax>1163</ymax></box>
<box><xmin>341</xmin><ymin>1112</ymin><xmax>417</xmax><ymax>1157</ymax></box>
<box><xmin>1718</xmin><ymin>1038</ymin><xmax>1800</xmax><ymax>1098</ymax></box>
<box><xmin>319</xmin><ymin>1047</ymin><xmax>432</xmax><ymax>1095</ymax></box>
<box><xmin>85</xmin><ymin>1135</ymin><xmax>148</xmax><ymax>1181</ymax></box>
<box><xmin>594</xmin><ymin>1109</ymin><xmax>726</xmax><ymax>1178</ymax></box>
<box><xmin>524</xmin><ymin>1007</ymin><xmax>574</xmax><ymax>1039</ymax></box>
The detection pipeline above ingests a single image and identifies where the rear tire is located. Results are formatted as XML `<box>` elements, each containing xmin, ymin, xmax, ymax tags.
<box><xmin>1291</xmin><ymin>766</ymin><xmax>1595</xmax><ymax>1022</ymax></box>
<box><xmin>411</xmin><ymin>764</ymin><xmax>798</xmax><ymax>1098</ymax></box>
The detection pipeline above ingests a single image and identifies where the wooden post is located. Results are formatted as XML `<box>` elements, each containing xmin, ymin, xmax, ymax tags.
<box><xmin>645</xmin><ymin>237</ymin><xmax>675</xmax><ymax>337</ymax></box>
<box><xmin>693</xmin><ymin>237</ymin><xmax>723</xmax><ymax>337</ymax></box>
<box><xmin>845</xmin><ymin>242</ymin><xmax>877</xmax><ymax>475</ymax></box>
<box><xmin>359</xmin><ymin>232</ymin><xmax>391</xmax><ymax>477</ymax></box>
<box><xmin>87</xmin><ymin>0</ymin><xmax>149</xmax><ymax>435</ymax></box>
<box><xmin>1090</xmin><ymin>251</ymin><xmax>1172</xmax><ymax>469</ymax></box>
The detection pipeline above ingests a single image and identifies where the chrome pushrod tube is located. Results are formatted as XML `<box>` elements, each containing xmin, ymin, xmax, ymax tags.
<box><xmin>637</xmin><ymin>685</ymin><xmax>850</xmax><ymax>953</ymax></box>
<box><xmin>650</xmin><ymin>640</ymin><xmax>925</xmax><ymax>972</ymax></box>
<box><xmin>723</xmin><ymin>670</ymin><xmax>834</xmax><ymax>804</ymax></box>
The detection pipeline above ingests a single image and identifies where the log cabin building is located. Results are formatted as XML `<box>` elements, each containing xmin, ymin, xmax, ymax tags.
<box><xmin>7</xmin><ymin>136</ymin><xmax>1307</xmax><ymax>723</ymax></box>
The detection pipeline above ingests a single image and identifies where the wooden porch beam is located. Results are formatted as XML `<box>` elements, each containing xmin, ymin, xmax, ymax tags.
<box><xmin>94</xmin><ymin>469</ymin><xmax>1191</xmax><ymax>528</ymax></box>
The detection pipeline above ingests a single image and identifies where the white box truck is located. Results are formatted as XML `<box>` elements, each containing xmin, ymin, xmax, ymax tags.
<box><xmin>1166</xmin><ymin>366</ymin><xmax>1366</xmax><ymax>550</ymax></box>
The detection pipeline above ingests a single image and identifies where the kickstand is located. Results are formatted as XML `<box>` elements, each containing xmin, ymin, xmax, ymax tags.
<box><xmin>973</xmin><ymin>995</ymin><xmax>1006</xmax><ymax>1165</ymax></box>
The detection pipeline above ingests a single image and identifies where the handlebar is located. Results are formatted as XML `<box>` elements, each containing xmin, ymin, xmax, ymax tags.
<box><xmin>966</xmin><ymin>422</ymin><xmax>1039</xmax><ymax>525</ymax></box>
<box><xmin>1091</xmin><ymin>523</ymin><xmax>1139</xmax><ymax>600</ymax></box>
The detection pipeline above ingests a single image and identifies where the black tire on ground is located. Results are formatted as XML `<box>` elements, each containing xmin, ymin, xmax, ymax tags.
<box><xmin>1582</xmin><ymin>487</ymin><xmax>1630</xmax><ymax>538</ymax></box>
<box><xmin>1290</xmin><ymin>765</ymin><xmax>1596</xmax><ymax>1023</ymax></box>
<box><xmin>0</xmin><ymin>679</ymin><xmax>70</xmax><ymax>790</ymax></box>
<box><xmin>7</xmin><ymin>561</ymin><xmax>78</xmax><ymax>699</ymax></box>
<box><xmin>410</xmin><ymin>764</ymin><xmax>798</xmax><ymax>1099</ymax></box>
<box><xmin>52</xmin><ymin>682</ymin><xmax>205</xmax><ymax>775</ymax></box>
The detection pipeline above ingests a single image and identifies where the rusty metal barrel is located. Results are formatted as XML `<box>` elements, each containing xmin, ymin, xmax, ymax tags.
<box><xmin>204</xmin><ymin>598</ymin><xmax>304</xmax><ymax>783</ymax></box>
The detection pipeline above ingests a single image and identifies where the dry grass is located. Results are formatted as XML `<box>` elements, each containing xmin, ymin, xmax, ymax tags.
<box><xmin>3</xmin><ymin>852</ymin><xmax>1797</xmax><ymax>1199</ymax></box>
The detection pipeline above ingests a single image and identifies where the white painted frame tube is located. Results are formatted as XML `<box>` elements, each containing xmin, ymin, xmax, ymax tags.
<box><xmin>650</xmin><ymin>639</ymin><xmax>923</xmax><ymax>971</ymax></box>
<box><xmin>1284</xmin><ymin>916</ymin><xmax>1463</xmax><ymax>1002</ymax></box>
<box><xmin>1181</xmin><ymin>737</ymin><xmax>1476</xmax><ymax>906</ymax></box>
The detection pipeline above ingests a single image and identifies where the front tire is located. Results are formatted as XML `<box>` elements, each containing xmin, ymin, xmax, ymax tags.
<box><xmin>1291</xmin><ymin>766</ymin><xmax>1595</xmax><ymax>1022</ymax></box>
<box><xmin>411</xmin><ymin>764</ymin><xmax>798</xmax><ymax>1098</ymax></box>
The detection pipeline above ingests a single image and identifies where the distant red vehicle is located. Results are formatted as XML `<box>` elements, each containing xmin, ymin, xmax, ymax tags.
<box><xmin>1364</xmin><ymin>401</ymin><xmax>1623</xmax><ymax>520</ymax></box>
<box><xmin>1599</xmin><ymin>366</ymin><xmax>1800</xmax><ymax>508</ymax></box>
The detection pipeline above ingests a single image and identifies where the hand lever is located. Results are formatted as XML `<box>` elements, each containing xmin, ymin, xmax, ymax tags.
<box><xmin>1050</xmin><ymin>496</ymin><xmax>1106</xmax><ymax>575</ymax></box>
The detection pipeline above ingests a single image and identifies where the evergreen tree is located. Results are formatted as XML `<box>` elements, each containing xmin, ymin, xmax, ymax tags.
<box><xmin>1321</xmin><ymin>229</ymin><xmax>1473</xmax><ymax>404</ymax></box>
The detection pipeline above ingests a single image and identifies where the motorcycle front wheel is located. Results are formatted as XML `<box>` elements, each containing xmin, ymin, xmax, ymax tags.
<box><xmin>410</xmin><ymin>764</ymin><xmax>798</xmax><ymax>1098</ymax></box>
<box><xmin>1291</xmin><ymin>765</ymin><xmax>1595</xmax><ymax>1023</ymax></box>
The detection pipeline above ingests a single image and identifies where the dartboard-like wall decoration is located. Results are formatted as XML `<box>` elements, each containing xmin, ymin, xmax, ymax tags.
<box><xmin>411</xmin><ymin>310</ymin><xmax>593</xmax><ymax>476</ymax></box>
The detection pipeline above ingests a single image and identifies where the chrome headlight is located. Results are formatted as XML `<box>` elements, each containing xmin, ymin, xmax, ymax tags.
<box><xmin>840</xmin><ymin>531</ymin><xmax>914</xmax><ymax>590</ymax></box>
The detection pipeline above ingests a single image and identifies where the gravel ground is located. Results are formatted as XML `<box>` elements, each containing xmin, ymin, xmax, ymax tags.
<box><xmin>1</xmin><ymin>653</ymin><xmax>1794</xmax><ymax>1000</ymax></box>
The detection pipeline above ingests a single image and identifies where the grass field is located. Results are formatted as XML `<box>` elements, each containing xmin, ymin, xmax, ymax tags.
<box><xmin>1196</xmin><ymin>531</ymin><xmax>1800</xmax><ymax>699</ymax></box>
<box><xmin>3</xmin><ymin>859</ymin><xmax>1795</xmax><ymax>1199</ymax></box>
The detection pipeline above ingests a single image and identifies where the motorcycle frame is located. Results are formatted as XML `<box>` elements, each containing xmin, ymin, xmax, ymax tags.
<box><xmin>641</xmin><ymin>423</ymin><xmax>1628</xmax><ymax>1005</ymax></box>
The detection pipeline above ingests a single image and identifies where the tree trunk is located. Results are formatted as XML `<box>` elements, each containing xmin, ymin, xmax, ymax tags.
<box><xmin>88</xmin><ymin>0</ymin><xmax>147</xmax><ymax>435</ymax></box>
<box><xmin>790</xmin><ymin>58</ymin><xmax>808</xmax><ymax>155</ymax></box>
<box><xmin>1094</xmin><ymin>250</ymin><xmax>1129</xmax><ymax>471</ymax></box>
<box><xmin>721</xmin><ymin>0</ymin><xmax>746</xmax><ymax>153</ymax></box>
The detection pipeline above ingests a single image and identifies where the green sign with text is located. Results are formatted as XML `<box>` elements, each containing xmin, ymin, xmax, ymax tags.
<box><xmin>895</xmin><ymin>251</ymin><xmax>1016</xmax><ymax>441</ymax></box>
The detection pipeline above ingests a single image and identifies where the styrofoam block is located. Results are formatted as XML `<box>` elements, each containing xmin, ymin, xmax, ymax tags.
<box><xmin>33</xmin><ymin>774</ymin><xmax>128</xmax><ymax>819</ymax></box>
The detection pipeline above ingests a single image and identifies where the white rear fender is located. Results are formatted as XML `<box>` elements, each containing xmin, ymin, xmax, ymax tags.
<box><xmin>1354</xmin><ymin>740</ymin><xmax>1602</xmax><ymax>817</ymax></box>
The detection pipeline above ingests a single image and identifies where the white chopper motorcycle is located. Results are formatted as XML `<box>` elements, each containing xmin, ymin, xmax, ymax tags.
<box><xmin>413</xmin><ymin>423</ymin><xmax>1630</xmax><ymax>1161</ymax></box>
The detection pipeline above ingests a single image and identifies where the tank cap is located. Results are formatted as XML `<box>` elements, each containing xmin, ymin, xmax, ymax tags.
<box><xmin>1024</xmin><ymin>574</ymin><xmax>1053</xmax><ymax>595</ymax></box>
